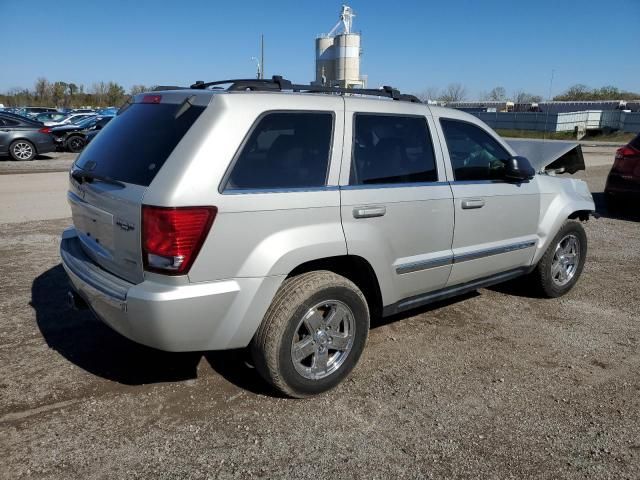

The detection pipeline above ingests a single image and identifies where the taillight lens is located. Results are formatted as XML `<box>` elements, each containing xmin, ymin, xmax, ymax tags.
<box><xmin>39</xmin><ymin>127</ymin><xmax>52</xmax><ymax>134</ymax></box>
<box><xmin>142</xmin><ymin>205</ymin><xmax>217</xmax><ymax>275</ymax></box>
<box><xmin>613</xmin><ymin>146</ymin><xmax>640</xmax><ymax>174</ymax></box>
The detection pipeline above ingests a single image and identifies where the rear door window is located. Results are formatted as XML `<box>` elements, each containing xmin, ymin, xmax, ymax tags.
<box><xmin>224</xmin><ymin>112</ymin><xmax>333</xmax><ymax>191</ymax></box>
<box><xmin>74</xmin><ymin>102</ymin><xmax>205</xmax><ymax>186</ymax></box>
<box><xmin>350</xmin><ymin>114</ymin><xmax>438</xmax><ymax>185</ymax></box>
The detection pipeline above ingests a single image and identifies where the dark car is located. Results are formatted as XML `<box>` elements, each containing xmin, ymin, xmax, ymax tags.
<box><xmin>604</xmin><ymin>133</ymin><xmax>640</xmax><ymax>211</ymax></box>
<box><xmin>52</xmin><ymin>115</ymin><xmax>112</xmax><ymax>152</ymax></box>
<box><xmin>0</xmin><ymin>113</ymin><xmax>55</xmax><ymax>161</ymax></box>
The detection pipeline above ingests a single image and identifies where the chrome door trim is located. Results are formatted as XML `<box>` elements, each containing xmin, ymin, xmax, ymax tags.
<box><xmin>453</xmin><ymin>240</ymin><xmax>536</xmax><ymax>264</ymax></box>
<box><xmin>395</xmin><ymin>240</ymin><xmax>536</xmax><ymax>275</ymax></box>
<box><xmin>395</xmin><ymin>255</ymin><xmax>453</xmax><ymax>275</ymax></box>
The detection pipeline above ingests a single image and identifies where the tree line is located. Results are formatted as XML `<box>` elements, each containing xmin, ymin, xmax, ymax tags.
<box><xmin>416</xmin><ymin>83</ymin><xmax>639</xmax><ymax>104</ymax></box>
<box><xmin>0</xmin><ymin>78</ymin><xmax>154</xmax><ymax>108</ymax></box>
<box><xmin>2</xmin><ymin>78</ymin><xmax>638</xmax><ymax>107</ymax></box>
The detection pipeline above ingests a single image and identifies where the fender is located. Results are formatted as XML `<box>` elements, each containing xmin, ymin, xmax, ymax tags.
<box><xmin>533</xmin><ymin>174</ymin><xmax>595</xmax><ymax>265</ymax></box>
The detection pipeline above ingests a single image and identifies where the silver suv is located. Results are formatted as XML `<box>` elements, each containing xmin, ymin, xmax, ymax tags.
<box><xmin>61</xmin><ymin>77</ymin><xmax>595</xmax><ymax>397</ymax></box>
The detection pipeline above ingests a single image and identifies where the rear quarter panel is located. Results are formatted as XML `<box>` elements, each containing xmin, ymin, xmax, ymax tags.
<box><xmin>143</xmin><ymin>93</ymin><xmax>348</xmax><ymax>282</ymax></box>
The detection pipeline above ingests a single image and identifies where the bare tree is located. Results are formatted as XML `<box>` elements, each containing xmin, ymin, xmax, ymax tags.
<box><xmin>129</xmin><ymin>84</ymin><xmax>150</xmax><ymax>95</ymax></box>
<box><xmin>439</xmin><ymin>83</ymin><xmax>467</xmax><ymax>103</ymax></box>
<box><xmin>484</xmin><ymin>86</ymin><xmax>506</xmax><ymax>102</ymax></box>
<box><xmin>34</xmin><ymin>77</ymin><xmax>49</xmax><ymax>103</ymax></box>
<box><xmin>513</xmin><ymin>90</ymin><xmax>543</xmax><ymax>104</ymax></box>
<box><xmin>415</xmin><ymin>86</ymin><xmax>440</xmax><ymax>103</ymax></box>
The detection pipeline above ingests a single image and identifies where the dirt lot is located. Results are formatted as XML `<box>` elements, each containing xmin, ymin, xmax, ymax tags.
<box><xmin>1</xmin><ymin>149</ymin><xmax>639</xmax><ymax>479</ymax></box>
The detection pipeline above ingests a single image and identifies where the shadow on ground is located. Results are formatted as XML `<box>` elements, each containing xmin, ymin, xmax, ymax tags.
<box><xmin>31</xmin><ymin>264</ymin><xmax>274</xmax><ymax>394</ymax></box>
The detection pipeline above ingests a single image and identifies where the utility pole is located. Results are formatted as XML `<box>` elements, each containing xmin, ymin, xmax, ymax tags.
<box><xmin>260</xmin><ymin>34</ymin><xmax>264</xmax><ymax>79</ymax></box>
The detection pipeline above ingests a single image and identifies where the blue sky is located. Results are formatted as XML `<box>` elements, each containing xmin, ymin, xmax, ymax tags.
<box><xmin>1</xmin><ymin>0</ymin><xmax>638</xmax><ymax>99</ymax></box>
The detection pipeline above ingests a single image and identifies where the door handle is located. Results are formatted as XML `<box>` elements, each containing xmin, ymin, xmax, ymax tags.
<box><xmin>353</xmin><ymin>205</ymin><xmax>386</xmax><ymax>219</ymax></box>
<box><xmin>461</xmin><ymin>198</ymin><xmax>485</xmax><ymax>209</ymax></box>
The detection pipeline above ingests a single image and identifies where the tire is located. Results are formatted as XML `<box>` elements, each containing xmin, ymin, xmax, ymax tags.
<box><xmin>9</xmin><ymin>140</ymin><xmax>36</xmax><ymax>161</ymax></box>
<box><xmin>251</xmin><ymin>270</ymin><xmax>369</xmax><ymax>398</ymax></box>
<box><xmin>66</xmin><ymin>135</ymin><xmax>85</xmax><ymax>153</ymax></box>
<box><xmin>529</xmin><ymin>220</ymin><xmax>587</xmax><ymax>298</ymax></box>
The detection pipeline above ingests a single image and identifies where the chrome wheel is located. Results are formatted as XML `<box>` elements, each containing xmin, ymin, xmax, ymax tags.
<box><xmin>291</xmin><ymin>300</ymin><xmax>355</xmax><ymax>380</ymax></box>
<box><xmin>551</xmin><ymin>234</ymin><xmax>580</xmax><ymax>287</ymax></box>
<box><xmin>13</xmin><ymin>142</ymin><xmax>33</xmax><ymax>160</ymax></box>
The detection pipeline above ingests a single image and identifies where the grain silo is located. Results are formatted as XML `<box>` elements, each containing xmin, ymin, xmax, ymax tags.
<box><xmin>313</xmin><ymin>5</ymin><xmax>365</xmax><ymax>89</ymax></box>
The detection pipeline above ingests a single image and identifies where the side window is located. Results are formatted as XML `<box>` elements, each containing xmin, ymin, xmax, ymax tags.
<box><xmin>350</xmin><ymin>114</ymin><xmax>437</xmax><ymax>185</ymax></box>
<box><xmin>440</xmin><ymin>118</ymin><xmax>511</xmax><ymax>181</ymax></box>
<box><xmin>225</xmin><ymin>112</ymin><xmax>333</xmax><ymax>190</ymax></box>
<box><xmin>1</xmin><ymin>118</ymin><xmax>18</xmax><ymax>126</ymax></box>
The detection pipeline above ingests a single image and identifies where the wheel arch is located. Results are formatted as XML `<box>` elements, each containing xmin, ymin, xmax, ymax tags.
<box><xmin>534</xmin><ymin>198</ymin><xmax>595</xmax><ymax>265</ymax></box>
<box><xmin>288</xmin><ymin>255</ymin><xmax>383</xmax><ymax>321</ymax></box>
<box><xmin>10</xmin><ymin>137</ymin><xmax>39</xmax><ymax>154</ymax></box>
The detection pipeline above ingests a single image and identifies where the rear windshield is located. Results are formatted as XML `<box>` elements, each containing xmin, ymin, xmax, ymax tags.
<box><xmin>74</xmin><ymin>102</ymin><xmax>205</xmax><ymax>186</ymax></box>
<box><xmin>630</xmin><ymin>133</ymin><xmax>640</xmax><ymax>151</ymax></box>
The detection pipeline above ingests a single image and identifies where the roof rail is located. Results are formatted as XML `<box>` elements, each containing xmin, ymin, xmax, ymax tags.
<box><xmin>188</xmin><ymin>75</ymin><xmax>421</xmax><ymax>103</ymax></box>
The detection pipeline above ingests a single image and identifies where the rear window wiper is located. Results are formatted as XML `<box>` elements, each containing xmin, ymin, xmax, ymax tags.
<box><xmin>71</xmin><ymin>169</ymin><xmax>125</xmax><ymax>187</ymax></box>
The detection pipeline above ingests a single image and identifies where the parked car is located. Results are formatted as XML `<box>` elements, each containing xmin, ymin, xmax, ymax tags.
<box><xmin>51</xmin><ymin>115</ymin><xmax>99</xmax><ymax>151</ymax></box>
<box><xmin>97</xmin><ymin>107</ymin><xmax>118</xmax><ymax>116</ymax></box>
<box><xmin>45</xmin><ymin>112</ymin><xmax>96</xmax><ymax>127</ymax></box>
<box><xmin>70</xmin><ymin>108</ymin><xmax>96</xmax><ymax>114</ymax></box>
<box><xmin>604</xmin><ymin>132</ymin><xmax>640</xmax><ymax>210</ymax></box>
<box><xmin>0</xmin><ymin>113</ymin><xmax>55</xmax><ymax>160</ymax></box>
<box><xmin>60</xmin><ymin>78</ymin><xmax>595</xmax><ymax>398</ymax></box>
<box><xmin>17</xmin><ymin>107</ymin><xmax>58</xmax><ymax>119</ymax></box>
<box><xmin>35</xmin><ymin>112</ymin><xmax>68</xmax><ymax>123</ymax></box>
<box><xmin>61</xmin><ymin>116</ymin><xmax>113</xmax><ymax>152</ymax></box>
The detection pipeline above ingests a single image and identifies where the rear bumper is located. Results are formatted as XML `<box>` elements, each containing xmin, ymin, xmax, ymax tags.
<box><xmin>60</xmin><ymin>228</ymin><xmax>284</xmax><ymax>352</ymax></box>
<box><xmin>605</xmin><ymin>173</ymin><xmax>640</xmax><ymax>196</ymax></box>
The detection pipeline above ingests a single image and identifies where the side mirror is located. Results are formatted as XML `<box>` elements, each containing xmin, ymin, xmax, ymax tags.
<box><xmin>504</xmin><ymin>156</ymin><xmax>536</xmax><ymax>182</ymax></box>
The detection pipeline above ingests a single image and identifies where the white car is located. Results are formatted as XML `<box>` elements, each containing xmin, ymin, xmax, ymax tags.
<box><xmin>45</xmin><ymin>113</ymin><xmax>96</xmax><ymax>127</ymax></box>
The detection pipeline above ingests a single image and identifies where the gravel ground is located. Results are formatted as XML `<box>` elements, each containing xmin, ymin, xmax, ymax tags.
<box><xmin>0</xmin><ymin>157</ymin><xmax>639</xmax><ymax>479</ymax></box>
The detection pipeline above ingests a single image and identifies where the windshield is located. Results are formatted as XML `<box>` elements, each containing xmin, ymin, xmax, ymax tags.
<box><xmin>75</xmin><ymin>102</ymin><xmax>205</xmax><ymax>186</ymax></box>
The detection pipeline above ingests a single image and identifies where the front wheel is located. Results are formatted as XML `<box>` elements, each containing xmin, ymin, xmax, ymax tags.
<box><xmin>529</xmin><ymin>220</ymin><xmax>587</xmax><ymax>298</ymax></box>
<box><xmin>251</xmin><ymin>271</ymin><xmax>369</xmax><ymax>398</ymax></box>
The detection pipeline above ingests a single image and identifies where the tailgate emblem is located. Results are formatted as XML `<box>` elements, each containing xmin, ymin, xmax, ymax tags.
<box><xmin>116</xmin><ymin>220</ymin><xmax>135</xmax><ymax>232</ymax></box>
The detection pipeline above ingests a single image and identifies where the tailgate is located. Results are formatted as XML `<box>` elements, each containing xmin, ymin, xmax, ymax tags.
<box><xmin>68</xmin><ymin>179</ymin><xmax>146</xmax><ymax>284</ymax></box>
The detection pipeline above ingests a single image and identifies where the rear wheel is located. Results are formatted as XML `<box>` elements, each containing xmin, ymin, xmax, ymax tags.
<box><xmin>529</xmin><ymin>220</ymin><xmax>587</xmax><ymax>298</ymax></box>
<box><xmin>66</xmin><ymin>135</ymin><xmax>85</xmax><ymax>153</ymax></box>
<box><xmin>251</xmin><ymin>271</ymin><xmax>369</xmax><ymax>398</ymax></box>
<box><xmin>9</xmin><ymin>140</ymin><xmax>36</xmax><ymax>161</ymax></box>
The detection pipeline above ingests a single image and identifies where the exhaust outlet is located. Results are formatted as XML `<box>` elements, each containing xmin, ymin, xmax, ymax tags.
<box><xmin>67</xmin><ymin>290</ymin><xmax>88</xmax><ymax>311</ymax></box>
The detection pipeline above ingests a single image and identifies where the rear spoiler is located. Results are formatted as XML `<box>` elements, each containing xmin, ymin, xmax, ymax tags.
<box><xmin>506</xmin><ymin>139</ymin><xmax>585</xmax><ymax>174</ymax></box>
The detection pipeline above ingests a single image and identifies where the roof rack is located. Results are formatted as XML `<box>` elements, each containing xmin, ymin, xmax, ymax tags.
<box><xmin>186</xmin><ymin>75</ymin><xmax>421</xmax><ymax>103</ymax></box>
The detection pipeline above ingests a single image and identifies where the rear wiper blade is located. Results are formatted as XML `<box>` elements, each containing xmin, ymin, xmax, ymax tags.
<box><xmin>71</xmin><ymin>169</ymin><xmax>125</xmax><ymax>187</ymax></box>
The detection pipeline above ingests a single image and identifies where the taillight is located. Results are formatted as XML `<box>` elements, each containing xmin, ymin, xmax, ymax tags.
<box><xmin>613</xmin><ymin>146</ymin><xmax>640</xmax><ymax>174</ymax></box>
<box><xmin>142</xmin><ymin>205</ymin><xmax>217</xmax><ymax>275</ymax></box>
<box><xmin>142</xmin><ymin>94</ymin><xmax>162</xmax><ymax>104</ymax></box>
<box><xmin>39</xmin><ymin>127</ymin><xmax>52</xmax><ymax>134</ymax></box>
